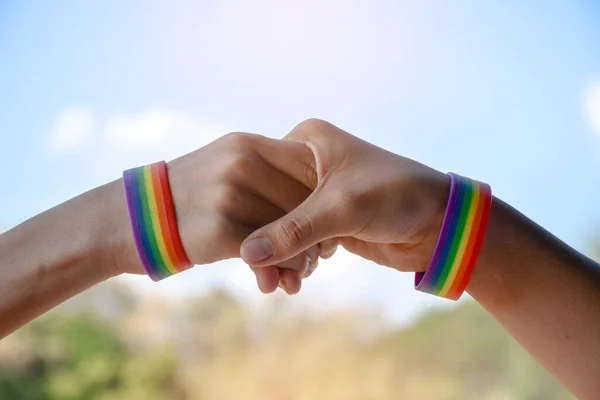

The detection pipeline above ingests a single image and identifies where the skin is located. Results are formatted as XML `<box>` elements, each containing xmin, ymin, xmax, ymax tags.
<box><xmin>241</xmin><ymin>119</ymin><xmax>600</xmax><ymax>398</ymax></box>
<box><xmin>1</xmin><ymin>118</ymin><xmax>599</xmax><ymax>397</ymax></box>
<box><xmin>0</xmin><ymin>132</ymin><xmax>336</xmax><ymax>338</ymax></box>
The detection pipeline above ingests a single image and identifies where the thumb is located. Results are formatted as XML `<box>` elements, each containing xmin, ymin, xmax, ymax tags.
<box><xmin>241</xmin><ymin>190</ymin><xmax>345</xmax><ymax>267</ymax></box>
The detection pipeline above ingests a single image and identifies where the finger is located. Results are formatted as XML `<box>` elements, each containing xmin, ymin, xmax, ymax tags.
<box><xmin>239</xmin><ymin>156</ymin><xmax>312</xmax><ymax>215</ymax></box>
<box><xmin>301</xmin><ymin>243</ymin><xmax>321</xmax><ymax>278</ymax></box>
<box><xmin>284</xmin><ymin>118</ymin><xmax>357</xmax><ymax>148</ymax></box>
<box><xmin>305</xmin><ymin>244</ymin><xmax>319</xmax><ymax>266</ymax></box>
<box><xmin>252</xmin><ymin>136</ymin><xmax>318</xmax><ymax>190</ymax></box>
<box><xmin>216</xmin><ymin>133</ymin><xmax>315</xmax><ymax>208</ymax></box>
<box><xmin>340</xmin><ymin>236</ymin><xmax>374</xmax><ymax>260</ymax></box>
<box><xmin>252</xmin><ymin>266</ymin><xmax>279</xmax><ymax>294</ymax></box>
<box><xmin>240</xmin><ymin>188</ymin><xmax>348</xmax><ymax>267</ymax></box>
<box><xmin>199</xmin><ymin>188</ymin><xmax>284</xmax><ymax>262</ymax></box>
<box><xmin>193</xmin><ymin>217</ymin><xmax>256</xmax><ymax>264</ymax></box>
<box><xmin>275</xmin><ymin>252</ymin><xmax>310</xmax><ymax>274</ymax></box>
<box><xmin>319</xmin><ymin>238</ymin><xmax>340</xmax><ymax>259</ymax></box>
<box><xmin>250</xmin><ymin>249</ymin><xmax>313</xmax><ymax>293</ymax></box>
<box><xmin>341</xmin><ymin>237</ymin><xmax>395</xmax><ymax>269</ymax></box>
<box><xmin>303</xmin><ymin>258</ymin><xmax>319</xmax><ymax>278</ymax></box>
<box><xmin>279</xmin><ymin>269</ymin><xmax>302</xmax><ymax>295</ymax></box>
<box><xmin>211</xmin><ymin>185</ymin><xmax>288</xmax><ymax>229</ymax></box>
<box><xmin>296</xmin><ymin>243</ymin><xmax>320</xmax><ymax>279</ymax></box>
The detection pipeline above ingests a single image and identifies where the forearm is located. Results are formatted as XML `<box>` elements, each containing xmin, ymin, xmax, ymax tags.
<box><xmin>0</xmin><ymin>179</ymin><xmax>133</xmax><ymax>338</ymax></box>
<box><xmin>467</xmin><ymin>198</ymin><xmax>600</xmax><ymax>397</ymax></box>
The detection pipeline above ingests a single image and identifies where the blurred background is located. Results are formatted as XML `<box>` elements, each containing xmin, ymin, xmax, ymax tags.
<box><xmin>1</xmin><ymin>1</ymin><xmax>599</xmax><ymax>399</ymax></box>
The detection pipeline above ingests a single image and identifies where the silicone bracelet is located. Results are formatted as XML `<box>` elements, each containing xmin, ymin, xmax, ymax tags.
<box><xmin>415</xmin><ymin>173</ymin><xmax>492</xmax><ymax>300</ymax></box>
<box><xmin>123</xmin><ymin>161</ymin><xmax>192</xmax><ymax>281</ymax></box>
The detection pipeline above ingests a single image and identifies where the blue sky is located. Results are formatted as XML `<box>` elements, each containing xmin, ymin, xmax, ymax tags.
<box><xmin>1</xmin><ymin>0</ymin><xmax>600</xmax><ymax>323</ymax></box>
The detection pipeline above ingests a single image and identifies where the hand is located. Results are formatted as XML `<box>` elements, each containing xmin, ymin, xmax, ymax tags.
<box><xmin>240</xmin><ymin>119</ymin><xmax>450</xmax><ymax>277</ymax></box>
<box><xmin>114</xmin><ymin>132</ymin><xmax>333</xmax><ymax>293</ymax></box>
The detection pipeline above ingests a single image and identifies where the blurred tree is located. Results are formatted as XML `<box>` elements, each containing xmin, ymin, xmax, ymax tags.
<box><xmin>0</xmin><ymin>283</ymin><xmax>576</xmax><ymax>400</ymax></box>
<box><xmin>0</xmin><ymin>281</ymin><xmax>183</xmax><ymax>400</ymax></box>
<box><xmin>0</xmin><ymin>313</ymin><xmax>124</xmax><ymax>400</ymax></box>
<box><xmin>373</xmin><ymin>301</ymin><xmax>574</xmax><ymax>400</ymax></box>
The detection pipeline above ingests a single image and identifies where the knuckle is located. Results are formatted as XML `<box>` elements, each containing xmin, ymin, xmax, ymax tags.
<box><xmin>299</xmin><ymin>118</ymin><xmax>328</xmax><ymax>130</ymax></box>
<box><xmin>210</xmin><ymin>216</ymin><xmax>247</xmax><ymax>256</ymax></box>
<box><xmin>222</xmin><ymin>131</ymin><xmax>256</xmax><ymax>150</ymax></box>
<box><xmin>275</xmin><ymin>215</ymin><xmax>314</xmax><ymax>251</ymax></box>
<box><xmin>210</xmin><ymin>215</ymin><xmax>237</xmax><ymax>239</ymax></box>
<box><xmin>213</xmin><ymin>184</ymin><xmax>244</xmax><ymax>215</ymax></box>
<box><xmin>289</xmin><ymin>118</ymin><xmax>329</xmax><ymax>139</ymax></box>
<box><xmin>219</xmin><ymin>153</ymin><xmax>257</xmax><ymax>181</ymax></box>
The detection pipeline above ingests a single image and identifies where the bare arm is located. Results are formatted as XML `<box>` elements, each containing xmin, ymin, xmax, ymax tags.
<box><xmin>0</xmin><ymin>132</ymin><xmax>323</xmax><ymax>338</ymax></box>
<box><xmin>0</xmin><ymin>180</ymin><xmax>129</xmax><ymax>338</ymax></box>
<box><xmin>468</xmin><ymin>198</ymin><xmax>600</xmax><ymax>397</ymax></box>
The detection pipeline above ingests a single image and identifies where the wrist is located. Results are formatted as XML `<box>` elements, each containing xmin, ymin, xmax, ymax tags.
<box><xmin>414</xmin><ymin>172</ymin><xmax>493</xmax><ymax>299</ymax></box>
<box><xmin>412</xmin><ymin>169</ymin><xmax>452</xmax><ymax>272</ymax></box>
<box><xmin>465</xmin><ymin>197</ymin><xmax>521</xmax><ymax>303</ymax></box>
<box><xmin>92</xmin><ymin>179</ymin><xmax>141</xmax><ymax>277</ymax></box>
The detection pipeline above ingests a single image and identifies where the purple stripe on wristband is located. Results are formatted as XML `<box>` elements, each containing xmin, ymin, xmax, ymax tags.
<box><xmin>415</xmin><ymin>173</ymin><xmax>458</xmax><ymax>287</ymax></box>
<box><xmin>123</xmin><ymin>171</ymin><xmax>157</xmax><ymax>280</ymax></box>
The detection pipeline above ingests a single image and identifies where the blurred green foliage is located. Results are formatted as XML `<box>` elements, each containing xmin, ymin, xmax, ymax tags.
<box><xmin>0</xmin><ymin>282</ymin><xmax>573</xmax><ymax>400</ymax></box>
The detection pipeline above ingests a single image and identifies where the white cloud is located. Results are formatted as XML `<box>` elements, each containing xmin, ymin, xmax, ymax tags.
<box><xmin>46</xmin><ymin>108</ymin><xmax>232</xmax><ymax>176</ymax></box>
<box><xmin>585</xmin><ymin>79</ymin><xmax>600</xmax><ymax>136</ymax></box>
<box><xmin>47</xmin><ymin>108</ymin><xmax>228</xmax><ymax>156</ymax></box>
<box><xmin>97</xmin><ymin>109</ymin><xmax>231</xmax><ymax>175</ymax></box>
<box><xmin>48</xmin><ymin>107</ymin><xmax>94</xmax><ymax>151</ymax></box>
<box><xmin>106</xmin><ymin>109</ymin><xmax>223</xmax><ymax>151</ymax></box>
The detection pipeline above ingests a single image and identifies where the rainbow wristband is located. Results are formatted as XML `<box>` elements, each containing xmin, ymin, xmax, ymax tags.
<box><xmin>415</xmin><ymin>173</ymin><xmax>492</xmax><ymax>300</ymax></box>
<box><xmin>123</xmin><ymin>161</ymin><xmax>192</xmax><ymax>281</ymax></box>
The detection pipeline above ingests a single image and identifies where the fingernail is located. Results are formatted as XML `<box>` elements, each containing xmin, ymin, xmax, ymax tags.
<box><xmin>304</xmin><ymin>260</ymin><xmax>315</xmax><ymax>278</ymax></box>
<box><xmin>305</xmin><ymin>247</ymin><xmax>318</xmax><ymax>264</ymax></box>
<box><xmin>241</xmin><ymin>237</ymin><xmax>274</xmax><ymax>263</ymax></box>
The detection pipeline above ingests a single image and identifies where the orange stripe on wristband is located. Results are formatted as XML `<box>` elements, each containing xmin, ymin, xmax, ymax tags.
<box><xmin>415</xmin><ymin>173</ymin><xmax>492</xmax><ymax>300</ymax></box>
<box><xmin>123</xmin><ymin>161</ymin><xmax>192</xmax><ymax>281</ymax></box>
